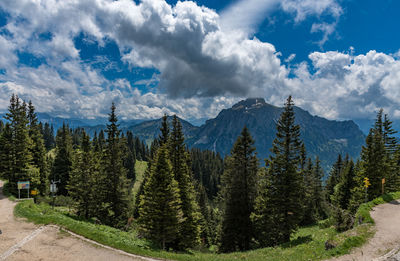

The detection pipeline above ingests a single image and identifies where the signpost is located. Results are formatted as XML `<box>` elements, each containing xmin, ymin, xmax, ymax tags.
<box><xmin>50</xmin><ymin>180</ymin><xmax>60</xmax><ymax>209</ymax></box>
<box><xmin>17</xmin><ymin>181</ymin><xmax>30</xmax><ymax>199</ymax></box>
<box><xmin>364</xmin><ymin>177</ymin><xmax>370</xmax><ymax>203</ymax></box>
<box><xmin>382</xmin><ymin>178</ymin><xmax>386</xmax><ymax>195</ymax></box>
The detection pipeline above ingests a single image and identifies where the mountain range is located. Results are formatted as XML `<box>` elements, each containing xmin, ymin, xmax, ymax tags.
<box><xmin>40</xmin><ymin>98</ymin><xmax>365</xmax><ymax>174</ymax></box>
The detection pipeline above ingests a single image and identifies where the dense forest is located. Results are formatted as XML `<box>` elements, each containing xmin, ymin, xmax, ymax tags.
<box><xmin>1</xmin><ymin>94</ymin><xmax>399</xmax><ymax>252</ymax></box>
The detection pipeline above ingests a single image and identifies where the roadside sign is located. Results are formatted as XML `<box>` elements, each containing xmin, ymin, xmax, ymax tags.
<box><xmin>17</xmin><ymin>181</ymin><xmax>30</xmax><ymax>189</ymax></box>
<box><xmin>50</xmin><ymin>183</ymin><xmax>57</xmax><ymax>193</ymax></box>
<box><xmin>17</xmin><ymin>181</ymin><xmax>30</xmax><ymax>199</ymax></box>
<box><xmin>382</xmin><ymin>178</ymin><xmax>386</xmax><ymax>184</ymax></box>
<box><xmin>364</xmin><ymin>177</ymin><xmax>371</xmax><ymax>188</ymax></box>
<box><xmin>31</xmin><ymin>190</ymin><xmax>38</xmax><ymax>196</ymax></box>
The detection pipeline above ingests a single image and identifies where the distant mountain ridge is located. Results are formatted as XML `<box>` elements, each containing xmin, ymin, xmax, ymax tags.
<box><xmin>185</xmin><ymin>98</ymin><xmax>365</xmax><ymax>172</ymax></box>
<box><xmin>15</xmin><ymin>98</ymin><xmax>366</xmax><ymax>173</ymax></box>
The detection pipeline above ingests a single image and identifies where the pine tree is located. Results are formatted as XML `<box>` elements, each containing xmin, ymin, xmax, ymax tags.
<box><xmin>68</xmin><ymin>131</ymin><xmax>98</xmax><ymax>219</ymax></box>
<box><xmin>101</xmin><ymin>103</ymin><xmax>130</xmax><ymax>226</ymax></box>
<box><xmin>42</xmin><ymin>123</ymin><xmax>56</xmax><ymax>150</ymax></box>
<box><xmin>332</xmin><ymin>159</ymin><xmax>356</xmax><ymax>210</ymax></box>
<box><xmin>252</xmin><ymin>96</ymin><xmax>305</xmax><ymax>246</ymax></box>
<box><xmin>4</xmin><ymin>95</ymin><xmax>34</xmax><ymax>195</ymax></box>
<box><xmin>52</xmin><ymin>124</ymin><xmax>74</xmax><ymax>195</ymax></box>
<box><xmin>134</xmin><ymin>115</ymin><xmax>170</xmax><ymax>218</ymax></box>
<box><xmin>349</xmin><ymin>160</ymin><xmax>365</xmax><ymax>214</ymax></box>
<box><xmin>360</xmin><ymin>128</ymin><xmax>385</xmax><ymax>199</ymax></box>
<box><xmin>0</xmin><ymin>124</ymin><xmax>13</xmax><ymax>181</ymax></box>
<box><xmin>125</xmin><ymin>131</ymin><xmax>137</xmax><ymax>180</ymax></box>
<box><xmin>301</xmin><ymin>158</ymin><xmax>316</xmax><ymax>225</ymax></box>
<box><xmin>382</xmin><ymin>113</ymin><xmax>399</xmax><ymax>192</ymax></box>
<box><xmin>219</xmin><ymin>126</ymin><xmax>258</xmax><ymax>252</ymax></box>
<box><xmin>160</xmin><ymin>114</ymin><xmax>169</xmax><ymax>146</ymax></box>
<box><xmin>169</xmin><ymin>115</ymin><xmax>201</xmax><ymax>249</ymax></box>
<box><xmin>27</xmin><ymin>101</ymin><xmax>48</xmax><ymax>195</ymax></box>
<box><xmin>138</xmin><ymin>145</ymin><xmax>183</xmax><ymax>250</ymax></box>
<box><xmin>325</xmin><ymin>154</ymin><xmax>343</xmax><ymax>202</ymax></box>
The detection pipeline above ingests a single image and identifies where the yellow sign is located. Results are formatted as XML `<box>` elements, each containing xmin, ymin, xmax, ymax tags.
<box><xmin>382</xmin><ymin>178</ymin><xmax>386</xmax><ymax>184</ymax></box>
<box><xmin>364</xmin><ymin>177</ymin><xmax>371</xmax><ymax>188</ymax></box>
<box><xmin>31</xmin><ymin>190</ymin><xmax>38</xmax><ymax>196</ymax></box>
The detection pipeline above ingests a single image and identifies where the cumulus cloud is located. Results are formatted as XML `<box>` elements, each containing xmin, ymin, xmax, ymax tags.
<box><xmin>0</xmin><ymin>0</ymin><xmax>400</xmax><ymax>123</ymax></box>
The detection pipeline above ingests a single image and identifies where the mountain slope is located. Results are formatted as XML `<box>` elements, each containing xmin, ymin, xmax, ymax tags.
<box><xmin>186</xmin><ymin>98</ymin><xmax>365</xmax><ymax>172</ymax></box>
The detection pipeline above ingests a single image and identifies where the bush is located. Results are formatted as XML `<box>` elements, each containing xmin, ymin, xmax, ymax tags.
<box><xmin>332</xmin><ymin>207</ymin><xmax>354</xmax><ymax>232</ymax></box>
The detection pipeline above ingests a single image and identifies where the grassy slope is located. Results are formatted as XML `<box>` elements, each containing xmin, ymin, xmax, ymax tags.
<box><xmin>133</xmin><ymin>160</ymin><xmax>147</xmax><ymax>196</ymax></box>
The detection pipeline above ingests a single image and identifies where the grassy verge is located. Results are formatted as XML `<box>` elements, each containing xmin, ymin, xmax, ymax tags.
<box><xmin>14</xmin><ymin>198</ymin><xmax>381</xmax><ymax>261</ymax></box>
<box><xmin>355</xmin><ymin>191</ymin><xmax>400</xmax><ymax>225</ymax></box>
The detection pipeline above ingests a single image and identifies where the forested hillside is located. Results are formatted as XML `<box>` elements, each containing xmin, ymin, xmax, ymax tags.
<box><xmin>1</xmin><ymin>94</ymin><xmax>399</xmax><ymax>256</ymax></box>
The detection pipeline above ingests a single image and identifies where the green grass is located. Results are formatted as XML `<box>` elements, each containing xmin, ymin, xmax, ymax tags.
<box><xmin>132</xmin><ymin>160</ymin><xmax>148</xmax><ymax>196</ymax></box>
<box><xmin>11</xmin><ymin>168</ymin><xmax>400</xmax><ymax>261</ymax></box>
<box><xmin>355</xmin><ymin>191</ymin><xmax>400</xmax><ymax>225</ymax></box>
<box><xmin>14</xmin><ymin>199</ymin><xmax>376</xmax><ymax>261</ymax></box>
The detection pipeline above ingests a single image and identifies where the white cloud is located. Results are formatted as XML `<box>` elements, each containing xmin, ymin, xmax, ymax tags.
<box><xmin>1</xmin><ymin>0</ymin><xmax>400</xmax><ymax>124</ymax></box>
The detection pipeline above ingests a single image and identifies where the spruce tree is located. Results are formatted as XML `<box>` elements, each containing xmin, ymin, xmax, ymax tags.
<box><xmin>138</xmin><ymin>145</ymin><xmax>183</xmax><ymax>250</ymax></box>
<box><xmin>219</xmin><ymin>126</ymin><xmax>258</xmax><ymax>252</ymax></box>
<box><xmin>0</xmin><ymin>124</ymin><xmax>13</xmax><ymax>181</ymax></box>
<box><xmin>134</xmin><ymin>114</ymin><xmax>170</xmax><ymax>218</ymax></box>
<box><xmin>169</xmin><ymin>115</ymin><xmax>201</xmax><ymax>249</ymax></box>
<box><xmin>68</xmin><ymin>131</ymin><xmax>99</xmax><ymax>219</ymax></box>
<box><xmin>4</xmin><ymin>95</ymin><xmax>34</xmax><ymax>195</ymax></box>
<box><xmin>332</xmin><ymin>159</ymin><xmax>356</xmax><ymax>210</ymax></box>
<box><xmin>325</xmin><ymin>154</ymin><xmax>343</xmax><ymax>202</ymax></box>
<box><xmin>301</xmin><ymin>158</ymin><xmax>316</xmax><ymax>225</ymax></box>
<box><xmin>52</xmin><ymin>124</ymin><xmax>74</xmax><ymax>195</ymax></box>
<box><xmin>27</xmin><ymin>101</ymin><xmax>48</xmax><ymax>195</ymax></box>
<box><xmin>125</xmin><ymin>131</ymin><xmax>137</xmax><ymax>180</ymax></box>
<box><xmin>360</xmin><ymin>129</ymin><xmax>385</xmax><ymax>199</ymax></box>
<box><xmin>252</xmin><ymin>96</ymin><xmax>305</xmax><ymax>246</ymax></box>
<box><xmin>349</xmin><ymin>160</ymin><xmax>365</xmax><ymax>214</ymax></box>
<box><xmin>101</xmin><ymin>103</ymin><xmax>130</xmax><ymax>226</ymax></box>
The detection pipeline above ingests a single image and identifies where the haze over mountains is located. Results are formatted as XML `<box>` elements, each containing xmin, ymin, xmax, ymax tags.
<box><xmin>30</xmin><ymin>98</ymin><xmax>366</xmax><ymax>172</ymax></box>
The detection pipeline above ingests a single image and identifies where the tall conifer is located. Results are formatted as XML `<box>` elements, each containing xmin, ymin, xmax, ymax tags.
<box><xmin>252</xmin><ymin>96</ymin><xmax>304</xmax><ymax>245</ymax></box>
<box><xmin>220</xmin><ymin>126</ymin><xmax>258</xmax><ymax>252</ymax></box>
<box><xmin>169</xmin><ymin>115</ymin><xmax>201</xmax><ymax>249</ymax></box>
<box><xmin>139</xmin><ymin>145</ymin><xmax>183</xmax><ymax>250</ymax></box>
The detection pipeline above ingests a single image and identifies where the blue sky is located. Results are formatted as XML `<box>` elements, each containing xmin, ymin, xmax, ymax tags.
<box><xmin>0</xmin><ymin>0</ymin><xmax>400</xmax><ymax>123</ymax></box>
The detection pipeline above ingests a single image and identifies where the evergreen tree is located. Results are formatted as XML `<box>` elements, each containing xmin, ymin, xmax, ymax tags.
<box><xmin>169</xmin><ymin>115</ymin><xmax>201</xmax><ymax>249</ymax></box>
<box><xmin>52</xmin><ymin>124</ymin><xmax>74</xmax><ymax>195</ymax></box>
<box><xmin>0</xmin><ymin>124</ymin><xmax>13</xmax><ymax>181</ymax></box>
<box><xmin>3</xmin><ymin>95</ymin><xmax>34</xmax><ymax>195</ymax></box>
<box><xmin>138</xmin><ymin>145</ymin><xmax>183</xmax><ymax>250</ymax></box>
<box><xmin>42</xmin><ymin>122</ymin><xmax>56</xmax><ymax>150</ymax></box>
<box><xmin>349</xmin><ymin>160</ymin><xmax>365</xmax><ymax>214</ymax></box>
<box><xmin>332</xmin><ymin>160</ymin><xmax>356</xmax><ymax>210</ymax></box>
<box><xmin>219</xmin><ymin>126</ymin><xmax>258</xmax><ymax>252</ymax></box>
<box><xmin>68</xmin><ymin>131</ymin><xmax>98</xmax><ymax>219</ymax></box>
<box><xmin>101</xmin><ymin>103</ymin><xmax>130</xmax><ymax>226</ymax></box>
<box><xmin>125</xmin><ymin>131</ymin><xmax>136</xmax><ymax>180</ymax></box>
<box><xmin>160</xmin><ymin>114</ymin><xmax>169</xmax><ymax>145</ymax></box>
<box><xmin>301</xmin><ymin>158</ymin><xmax>316</xmax><ymax>225</ymax></box>
<box><xmin>27</xmin><ymin>101</ymin><xmax>48</xmax><ymax>195</ymax></box>
<box><xmin>325</xmin><ymin>154</ymin><xmax>343</xmax><ymax>202</ymax></box>
<box><xmin>252</xmin><ymin>96</ymin><xmax>305</xmax><ymax>246</ymax></box>
<box><xmin>360</xmin><ymin>128</ymin><xmax>385</xmax><ymax>199</ymax></box>
<box><xmin>134</xmin><ymin>115</ymin><xmax>170</xmax><ymax>218</ymax></box>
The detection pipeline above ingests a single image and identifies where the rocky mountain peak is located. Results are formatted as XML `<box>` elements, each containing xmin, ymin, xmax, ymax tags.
<box><xmin>232</xmin><ymin>98</ymin><xmax>267</xmax><ymax>110</ymax></box>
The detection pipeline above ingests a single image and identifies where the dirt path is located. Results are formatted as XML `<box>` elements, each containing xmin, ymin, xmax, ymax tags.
<box><xmin>0</xmin><ymin>180</ymin><xmax>156</xmax><ymax>261</ymax></box>
<box><xmin>329</xmin><ymin>199</ymin><xmax>400</xmax><ymax>261</ymax></box>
